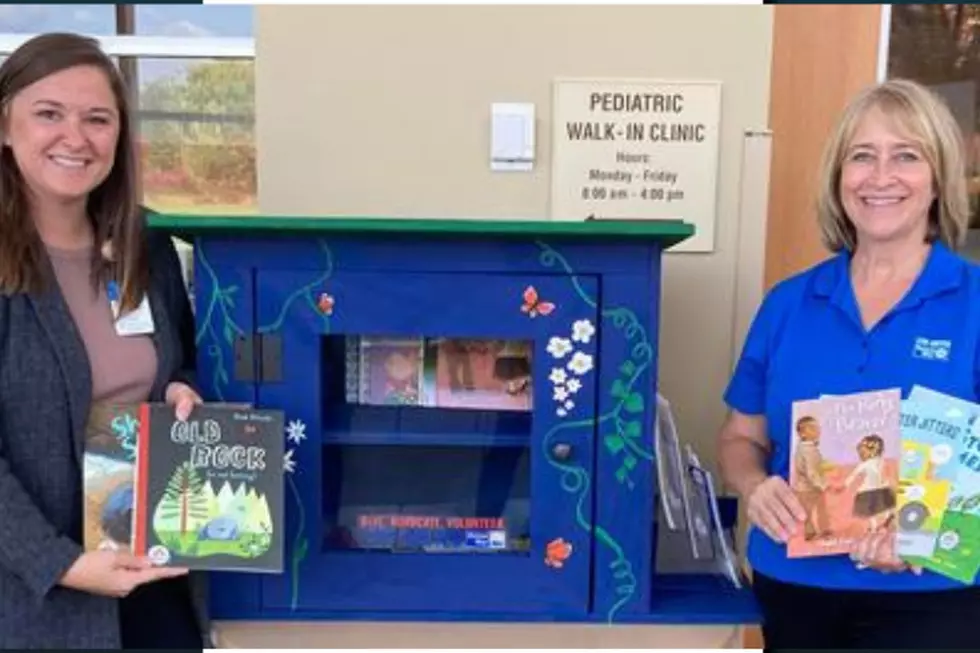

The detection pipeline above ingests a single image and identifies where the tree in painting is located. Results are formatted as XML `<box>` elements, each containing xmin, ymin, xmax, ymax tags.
<box><xmin>157</xmin><ymin>461</ymin><xmax>210</xmax><ymax>539</ymax></box>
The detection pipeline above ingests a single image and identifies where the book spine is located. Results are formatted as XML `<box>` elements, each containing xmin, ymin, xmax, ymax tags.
<box><xmin>132</xmin><ymin>402</ymin><xmax>152</xmax><ymax>557</ymax></box>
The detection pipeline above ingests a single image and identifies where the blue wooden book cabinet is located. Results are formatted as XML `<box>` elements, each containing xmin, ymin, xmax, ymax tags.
<box><xmin>149</xmin><ymin>214</ymin><xmax>758</xmax><ymax>625</ymax></box>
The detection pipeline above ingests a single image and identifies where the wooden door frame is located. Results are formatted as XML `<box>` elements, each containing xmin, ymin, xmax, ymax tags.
<box><xmin>764</xmin><ymin>4</ymin><xmax>884</xmax><ymax>288</ymax></box>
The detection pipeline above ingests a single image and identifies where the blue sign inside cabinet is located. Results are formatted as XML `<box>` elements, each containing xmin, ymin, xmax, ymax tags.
<box><xmin>148</xmin><ymin>214</ymin><xmax>758</xmax><ymax>626</ymax></box>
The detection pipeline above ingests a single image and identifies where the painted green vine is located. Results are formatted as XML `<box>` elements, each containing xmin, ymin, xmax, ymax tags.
<box><xmin>257</xmin><ymin>239</ymin><xmax>335</xmax><ymax>335</ymax></box>
<box><xmin>258</xmin><ymin>239</ymin><xmax>335</xmax><ymax>610</ymax></box>
<box><xmin>194</xmin><ymin>240</ymin><xmax>335</xmax><ymax>610</ymax></box>
<box><xmin>536</xmin><ymin>240</ymin><xmax>655</xmax><ymax>624</ymax></box>
<box><xmin>195</xmin><ymin>244</ymin><xmax>245</xmax><ymax>402</ymax></box>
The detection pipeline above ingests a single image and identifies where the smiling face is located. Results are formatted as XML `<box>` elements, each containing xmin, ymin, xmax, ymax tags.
<box><xmin>839</xmin><ymin>106</ymin><xmax>936</xmax><ymax>247</ymax></box>
<box><xmin>3</xmin><ymin>64</ymin><xmax>120</xmax><ymax>210</ymax></box>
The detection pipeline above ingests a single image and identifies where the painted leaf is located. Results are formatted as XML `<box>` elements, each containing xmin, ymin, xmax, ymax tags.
<box><xmin>615</xmin><ymin>467</ymin><xmax>628</xmax><ymax>483</ymax></box>
<box><xmin>604</xmin><ymin>434</ymin><xmax>625</xmax><ymax>454</ymax></box>
<box><xmin>624</xmin><ymin>420</ymin><xmax>641</xmax><ymax>439</ymax></box>
<box><xmin>620</xmin><ymin>360</ymin><xmax>636</xmax><ymax>377</ymax></box>
<box><xmin>611</xmin><ymin>379</ymin><xmax>627</xmax><ymax>398</ymax></box>
<box><xmin>624</xmin><ymin>454</ymin><xmax>637</xmax><ymax>470</ymax></box>
<box><xmin>624</xmin><ymin>392</ymin><xmax>644</xmax><ymax>413</ymax></box>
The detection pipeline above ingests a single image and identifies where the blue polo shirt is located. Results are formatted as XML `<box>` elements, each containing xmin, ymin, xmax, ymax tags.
<box><xmin>725</xmin><ymin>241</ymin><xmax>980</xmax><ymax>591</ymax></box>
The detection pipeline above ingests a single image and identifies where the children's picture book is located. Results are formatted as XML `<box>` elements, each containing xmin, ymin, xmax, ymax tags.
<box><xmin>344</xmin><ymin>336</ymin><xmax>533</xmax><ymax>412</ymax></box>
<box><xmin>82</xmin><ymin>402</ymin><xmax>141</xmax><ymax>552</ymax></box>
<box><xmin>132</xmin><ymin>403</ymin><xmax>284</xmax><ymax>572</ymax></box>
<box><xmin>355</xmin><ymin>337</ymin><xmax>427</xmax><ymax>406</ymax></box>
<box><xmin>787</xmin><ymin>388</ymin><xmax>901</xmax><ymax>557</ymax></box>
<box><xmin>428</xmin><ymin>338</ymin><xmax>532</xmax><ymax>412</ymax></box>
<box><xmin>905</xmin><ymin>385</ymin><xmax>980</xmax><ymax>583</ymax></box>
<box><xmin>894</xmin><ymin>398</ymin><xmax>965</xmax><ymax>559</ymax></box>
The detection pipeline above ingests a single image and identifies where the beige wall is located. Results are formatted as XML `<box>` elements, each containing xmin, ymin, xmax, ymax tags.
<box><xmin>254</xmin><ymin>5</ymin><xmax>774</xmax><ymax>477</ymax></box>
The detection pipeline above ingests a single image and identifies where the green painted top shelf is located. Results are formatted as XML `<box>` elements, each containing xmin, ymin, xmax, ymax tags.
<box><xmin>146</xmin><ymin>214</ymin><xmax>695</xmax><ymax>249</ymax></box>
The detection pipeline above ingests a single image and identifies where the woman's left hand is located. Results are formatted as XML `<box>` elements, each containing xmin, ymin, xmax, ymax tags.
<box><xmin>164</xmin><ymin>381</ymin><xmax>203</xmax><ymax>421</ymax></box>
<box><xmin>850</xmin><ymin>529</ymin><xmax>922</xmax><ymax>575</ymax></box>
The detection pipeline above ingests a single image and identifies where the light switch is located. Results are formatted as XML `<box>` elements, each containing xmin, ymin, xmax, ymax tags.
<box><xmin>490</xmin><ymin>102</ymin><xmax>535</xmax><ymax>171</ymax></box>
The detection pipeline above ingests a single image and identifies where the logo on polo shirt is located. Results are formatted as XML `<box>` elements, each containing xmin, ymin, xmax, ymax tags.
<box><xmin>912</xmin><ymin>337</ymin><xmax>952</xmax><ymax>362</ymax></box>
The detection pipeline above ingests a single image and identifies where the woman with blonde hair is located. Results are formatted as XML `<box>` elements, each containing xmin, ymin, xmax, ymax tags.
<box><xmin>718</xmin><ymin>78</ymin><xmax>980</xmax><ymax>648</ymax></box>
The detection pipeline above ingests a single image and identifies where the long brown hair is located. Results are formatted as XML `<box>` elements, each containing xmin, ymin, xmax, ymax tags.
<box><xmin>0</xmin><ymin>32</ymin><xmax>147</xmax><ymax>312</ymax></box>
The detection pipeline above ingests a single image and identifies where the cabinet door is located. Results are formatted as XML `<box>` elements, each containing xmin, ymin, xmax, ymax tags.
<box><xmin>189</xmin><ymin>244</ymin><xmax>261</xmax><ymax>617</ymax></box>
<box><xmin>256</xmin><ymin>270</ymin><xmax>599</xmax><ymax>617</ymax></box>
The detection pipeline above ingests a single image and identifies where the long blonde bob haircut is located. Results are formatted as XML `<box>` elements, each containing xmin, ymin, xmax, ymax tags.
<box><xmin>815</xmin><ymin>78</ymin><xmax>970</xmax><ymax>253</ymax></box>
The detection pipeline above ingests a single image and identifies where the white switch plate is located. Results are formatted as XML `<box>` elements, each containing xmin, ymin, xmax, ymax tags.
<box><xmin>490</xmin><ymin>102</ymin><xmax>535</xmax><ymax>171</ymax></box>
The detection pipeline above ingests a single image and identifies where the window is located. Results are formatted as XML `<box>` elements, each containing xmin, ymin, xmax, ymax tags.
<box><xmin>884</xmin><ymin>5</ymin><xmax>980</xmax><ymax>229</ymax></box>
<box><xmin>0</xmin><ymin>5</ymin><xmax>256</xmax><ymax>215</ymax></box>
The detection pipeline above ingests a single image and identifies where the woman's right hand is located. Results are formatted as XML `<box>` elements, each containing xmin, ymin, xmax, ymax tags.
<box><xmin>745</xmin><ymin>475</ymin><xmax>806</xmax><ymax>543</ymax></box>
<box><xmin>59</xmin><ymin>549</ymin><xmax>188</xmax><ymax>598</ymax></box>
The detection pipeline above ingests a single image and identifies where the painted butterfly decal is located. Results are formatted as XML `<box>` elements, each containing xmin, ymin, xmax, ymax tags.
<box><xmin>317</xmin><ymin>292</ymin><xmax>335</xmax><ymax>316</ymax></box>
<box><xmin>521</xmin><ymin>285</ymin><xmax>555</xmax><ymax>318</ymax></box>
<box><xmin>545</xmin><ymin>537</ymin><xmax>573</xmax><ymax>568</ymax></box>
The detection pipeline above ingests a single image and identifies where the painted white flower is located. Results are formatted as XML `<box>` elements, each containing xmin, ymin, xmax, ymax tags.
<box><xmin>566</xmin><ymin>378</ymin><xmax>582</xmax><ymax>394</ymax></box>
<box><xmin>549</xmin><ymin>367</ymin><xmax>568</xmax><ymax>385</ymax></box>
<box><xmin>564</xmin><ymin>400</ymin><xmax>575</xmax><ymax>410</ymax></box>
<box><xmin>571</xmin><ymin>319</ymin><xmax>596</xmax><ymax>344</ymax></box>
<box><xmin>557</xmin><ymin>407</ymin><xmax>568</xmax><ymax>417</ymax></box>
<box><xmin>284</xmin><ymin>449</ymin><xmax>296</xmax><ymax>474</ymax></box>
<box><xmin>547</xmin><ymin>337</ymin><xmax>573</xmax><ymax>359</ymax></box>
<box><xmin>567</xmin><ymin>351</ymin><xmax>594</xmax><ymax>376</ymax></box>
<box><xmin>286</xmin><ymin>419</ymin><xmax>307</xmax><ymax>445</ymax></box>
<box><xmin>554</xmin><ymin>386</ymin><xmax>570</xmax><ymax>402</ymax></box>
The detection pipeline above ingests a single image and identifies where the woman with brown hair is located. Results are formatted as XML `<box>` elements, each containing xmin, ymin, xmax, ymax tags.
<box><xmin>0</xmin><ymin>33</ymin><xmax>208</xmax><ymax>648</ymax></box>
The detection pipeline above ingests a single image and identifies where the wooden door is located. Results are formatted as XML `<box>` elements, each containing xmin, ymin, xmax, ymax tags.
<box><xmin>765</xmin><ymin>5</ymin><xmax>882</xmax><ymax>288</ymax></box>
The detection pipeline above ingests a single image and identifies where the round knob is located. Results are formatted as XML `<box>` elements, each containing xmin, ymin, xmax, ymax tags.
<box><xmin>552</xmin><ymin>443</ymin><xmax>572</xmax><ymax>461</ymax></box>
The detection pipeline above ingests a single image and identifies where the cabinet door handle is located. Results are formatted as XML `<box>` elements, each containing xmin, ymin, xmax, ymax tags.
<box><xmin>551</xmin><ymin>443</ymin><xmax>573</xmax><ymax>461</ymax></box>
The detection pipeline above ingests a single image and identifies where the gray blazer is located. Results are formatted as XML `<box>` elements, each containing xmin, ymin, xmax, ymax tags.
<box><xmin>0</xmin><ymin>225</ymin><xmax>211</xmax><ymax>649</ymax></box>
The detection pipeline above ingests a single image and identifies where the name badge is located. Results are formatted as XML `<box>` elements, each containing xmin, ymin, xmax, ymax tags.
<box><xmin>108</xmin><ymin>280</ymin><xmax>155</xmax><ymax>336</ymax></box>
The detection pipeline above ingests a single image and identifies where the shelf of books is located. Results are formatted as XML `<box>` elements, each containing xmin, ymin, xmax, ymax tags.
<box><xmin>324</xmin><ymin>335</ymin><xmax>533</xmax><ymax>556</ymax></box>
<box><xmin>150</xmin><ymin>213</ymin><xmax>757</xmax><ymax>626</ymax></box>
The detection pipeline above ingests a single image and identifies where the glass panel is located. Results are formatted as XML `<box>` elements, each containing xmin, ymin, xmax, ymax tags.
<box><xmin>319</xmin><ymin>334</ymin><xmax>534</xmax><ymax>555</ymax></box>
<box><xmin>0</xmin><ymin>5</ymin><xmax>116</xmax><ymax>34</ymax></box>
<box><xmin>322</xmin><ymin>444</ymin><xmax>531</xmax><ymax>555</ymax></box>
<box><xmin>136</xmin><ymin>57</ymin><xmax>257</xmax><ymax>214</ymax></box>
<box><xmin>341</xmin><ymin>336</ymin><xmax>533</xmax><ymax>412</ymax></box>
<box><xmin>133</xmin><ymin>4</ymin><xmax>254</xmax><ymax>38</ymax></box>
<box><xmin>886</xmin><ymin>5</ymin><xmax>980</xmax><ymax>228</ymax></box>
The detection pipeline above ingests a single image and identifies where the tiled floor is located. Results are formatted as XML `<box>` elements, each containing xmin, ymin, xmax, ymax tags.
<box><xmin>214</xmin><ymin>621</ymin><xmax>747</xmax><ymax>649</ymax></box>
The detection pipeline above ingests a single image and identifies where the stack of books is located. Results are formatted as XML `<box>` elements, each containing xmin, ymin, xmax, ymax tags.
<box><xmin>788</xmin><ymin>385</ymin><xmax>980</xmax><ymax>584</ymax></box>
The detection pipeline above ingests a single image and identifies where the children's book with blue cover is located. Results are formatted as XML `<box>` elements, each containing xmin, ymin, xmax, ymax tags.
<box><xmin>895</xmin><ymin>397</ymin><xmax>965</xmax><ymax>559</ymax></box>
<box><xmin>905</xmin><ymin>386</ymin><xmax>980</xmax><ymax>582</ymax></box>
